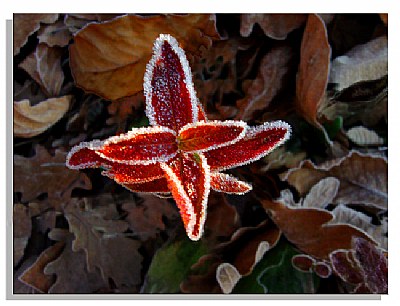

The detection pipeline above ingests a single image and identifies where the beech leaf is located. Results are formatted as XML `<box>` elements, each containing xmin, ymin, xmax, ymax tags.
<box><xmin>235</xmin><ymin>45</ymin><xmax>293</xmax><ymax>121</ymax></box>
<box><xmin>240</xmin><ymin>14</ymin><xmax>307</xmax><ymax>39</ymax></box>
<box><xmin>295</xmin><ymin>14</ymin><xmax>331</xmax><ymax>127</ymax></box>
<box><xmin>329</xmin><ymin>36</ymin><xmax>388</xmax><ymax>91</ymax></box>
<box><xmin>14</xmin><ymin>14</ymin><xmax>59</xmax><ymax>56</ymax></box>
<box><xmin>261</xmin><ymin>199</ymin><xmax>373</xmax><ymax>260</ymax></box>
<box><xmin>37</xmin><ymin>20</ymin><xmax>72</xmax><ymax>47</ymax></box>
<box><xmin>14</xmin><ymin>96</ymin><xmax>71</xmax><ymax>138</ymax></box>
<box><xmin>69</xmin><ymin>14</ymin><xmax>220</xmax><ymax>100</ymax></box>
<box><xmin>301</xmin><ymin>177</ymin><xmax>340</xmax><ymax>209</ymax></box>
<box><xmin>346</xmin><ymin>126</ymin><xmax>384</xmax><ymax>146</ymax></box>
<box><xmin>281</xmin><ymin>151</ymin><xmax>388</xmax><ymax>209</ymax></box>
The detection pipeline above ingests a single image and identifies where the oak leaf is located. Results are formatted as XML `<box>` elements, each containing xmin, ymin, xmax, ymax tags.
<box><xmin>13</xmin><ymin>204</ymin><xmax>32</xmax><ymax>267</ymax></box>
<box><xmin>69</xmin><ymin>14</ymin><xmax>220</xmax><ymax>100</ymax></box>
<box><xmin>14</xmin><ymin>145</ymin><xmax>92</xmax><ymax>204</ymax></box>
<box><xmin>240</xmin><ymin>14</ymin><xmax>307</xmax><ymax>39</ymax></box>
<box><xmin>64</xmin><ymin>198</ymin><xmax>143</xmax><ymax>287</ymax></box>
<box><xmin>14</xmin><ymin>96</ymin><xmax>71</xmax><ymax>138</ymax></box>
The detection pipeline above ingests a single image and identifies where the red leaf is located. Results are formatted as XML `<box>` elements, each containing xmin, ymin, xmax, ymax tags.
<box><xmin>161</xmin><ymin>152</ymin><xmax>210</xmax><ymax>240</ymax></box>
<box><xmin>205</xmin><ymin>121</ymin><xmax>291</xmax><ymax>171</ymax></box>
<box><xmin>123</xmin><ymin>178</ymin><xmax>170</xmax><ymax>193</ymax></box>
<box><xmin>210</xmin><ymin>173</ymin><xmax>252</xmax><ymax>194</ymax></box>
<box><xmin>97</xmin><ymin>126</ymin><xmax>177</xmax><ymax>164</ymax></box>
<box><xmin>144</xmin><ymin>35</ymin><xmax>198</xmax><ymax>133</ymax></box>
<box><xmin>178</xmin><ymin>120</ymin><xmax>246</xmax><ymax>152</ymax></box>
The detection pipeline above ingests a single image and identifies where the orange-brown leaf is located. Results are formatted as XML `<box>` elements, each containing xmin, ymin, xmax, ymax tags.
<box><xmin>69</xmin><ymin>14</ymin><xmax>220</xmax><ymax>100</ymax></box>
<box><xmin>296</xmin><ymin>14</ymin><xmax>331</xmax><ymax>126</ymax></box>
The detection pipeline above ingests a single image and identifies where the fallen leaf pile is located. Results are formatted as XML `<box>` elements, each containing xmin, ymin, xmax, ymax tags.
<box><xmin>13</xmin><ymin>13</ymin><xmax>387</xmax><ymax>294</ymax></box>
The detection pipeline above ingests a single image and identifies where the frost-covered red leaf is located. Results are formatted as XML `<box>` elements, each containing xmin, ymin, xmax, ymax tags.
<box><xmin>69</xmin><ymin>14</ymin><xmax>220</xmax><ymax>100</ymax></box>
<box><xmin>210</xmin><ymin>173</ymin><xmax>252</xmax><ymax>194</ymax></box>
<box><xmin>205</xmin><ymin>121</ymin><xmax>291</xmax><ymax>171</ymax></box>
<box><xmin>161</xmin><ymin>153</ymin><xmax>210</xmax><ymax>241</ymax></box>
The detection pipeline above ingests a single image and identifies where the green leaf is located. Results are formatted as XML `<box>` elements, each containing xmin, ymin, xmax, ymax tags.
<box><xmin>141</xmin><ymin>237</ymin><xmax>209</xmax><ymax>293</ymax></box>
<box><xmin>323</xmin><ymin>116</ymin><xmax>343</xmax><ymax>140</ymax></box>
<box><xmin>232</xmin><ymin>238</ymin><xmax>320</xmax><ymax>294</ymax></box>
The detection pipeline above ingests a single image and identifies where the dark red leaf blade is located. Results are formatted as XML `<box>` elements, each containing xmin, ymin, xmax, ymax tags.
<box><xmin>161</xmin><ymin>152</ymin><xmax>210</xmax><ymax>240</ymax></box>
<box><xmin>123</xmin><ymin>177</ymin><xmax>170</xmax><ymax>193</ymax></box>
<box><xmin>210</xmin><ymin>173</ymin><xmax>252</xmax><ymax>194</ymax></box>
<box><xmin>97</xmin><ymin>126</ymin><xmax>177</xmax><ymax>164</ymax></box>
<box><xmin>205</xmin><ymin>121</ymin><xmax>291</xmax><ymax>171</ymax></box>
<box><xmin>178</xmin><ymin>120</ymin><xmax>246</xmax><ymax>152</ymax></box>
<box><xmin>144</xmin><ymin>34</ymin><xmax>199</xmax><ymax>133</ymax></box>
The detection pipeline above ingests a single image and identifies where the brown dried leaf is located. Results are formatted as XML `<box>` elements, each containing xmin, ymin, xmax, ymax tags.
<box><xmin>14</xmin><ymin>96</ymin><xmax>71</xmax><ymax>138</ymax></box>
<box><xmin>281</xmin><ymin>151</ymin><xmax>388</xmax><ymax>209</ymax></box>
<box><xmin>296</xmin><ymin>14</ymin><xmax>331</xmax><ymax>126</ymax></box>
<box><xmin>329</xmin><ymin>36</ymin><xmax>387</xmax><ymax>91</ymax></box>
<box><xmin>240</xmin><ymin>14</ymin><xmax>307</xmax><ymax>39</ymax></box>
<box><xmin>13</xmin><ymin>204</ymin><xmax>32</xmax><ymax>267</ymax></box>
<box><xmin>18</xmin><ymin>241</ymin><xmax>65</xmax><ymax>292</ymax></box>
<box><xmin>261</xmin><ymin>199</ymin><xmax>373</xmax><ymax>260</ymax></box>
<box><xmin>14</xmin><ymin>80</ymin><xmax>47</xmax><ymax>104</ymax></box>
<box><xmin>44</xmin><ymin>232</ymin><xmax>109</xmax><ymax>293</ymax></box>
<box><xmin>235</xmin><ymin>45</ymin><xmax>293</xmax><ymax>121</ymax></box>
<box><xmin>14</xmin><ymin>258</ymin><xmax>41</xmax><ymax>294</ymax></box>
<box><xmin>64</xmin><ymin>14</ymin><xmax>121</xmax><ymax>34</ymax></box>
<box><xmin>14</xmin><ymin>145</ymin><xmax>92</xmax><ymax>204</ymax></box>
<box><xmin>14</xmin><ymin>14</ymin><xmax>59</xmax><ymax>56</ymax></box>
<box><xmin>181</xmin><ymin>220</ymin><xmax>281</xmax><ymax>293</ymax></box>
<box><xmin>70</xmin><ymin>14</ymin><xmax>220</xmax><ymax>100</ymax></box>
<box><xmin>331</xmin><ymin>205</ymin><xmax>387</xmax><ymax>250</ymax></box>
<box><xmin>379</xmin><ymin>13</ymin><xmax>388</xmax><ymax>26</ymax></box>
<box><xmin>301</xmin><ymin>177</ymin><xmax>340</xmax><ymax>209</ymax></box>
<box><xmin>122</xmin><ymin>194</ymin><xmax>179</xmax><ymax>240</ymax></box>
<box><xmin>37</xmin><ymin>19</ymin><xmax>71</xmax><ymax>47</ymax></box>
<box><xmin>106</xmin><ymin>93</ymin><xmax>144</xmax><ymax>130</ymax></box>
<box><xmin>261</xmin><ymin>146</ymin><xmax>307</xmax><ymax>172</ymax></box>
<box><xmin>64</xmin><ymin>198</ymin><xmax>142</xmax><ymax>287</ymax></box>
<box><xmin>346</xmin><ymin>126</ymin><xmax>384</xmax><ymax>146</ymax></box>
<box><xmin>19</xmin><ymin>43</ymin><xmax>65</xmax><ymax>97</ymax></box>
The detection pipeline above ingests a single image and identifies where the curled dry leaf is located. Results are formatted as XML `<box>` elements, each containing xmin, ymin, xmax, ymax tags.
<box><xmin>346</xmin><ymin>126</ymin><xmax>384</xmax><ymax>146</ymax></box>
<box><xmin>181</xmin><ymin>219</ymin><xmax>281</xmax><ymax>293</ymax></box>
<box><xmin>329</xmin><ymin>36</ymin><xmax>388</xmax><ymax>91</ymax></box>
<box><xmin>281</xmin><ymin>151</ymin><xmax>388</xmax><ymax>209</ymax></box>
<box><xmin>64</xmin><ymin>198</ymin><xmax>143</xmax><ymax>288</ymax></box>
<box><xmin>216</xmin><ymin>263</ymin><xmax>241</xmax><ymax>294</ymax></box>
<box><xmin>19</xmin><ymin>43</ymin><xmax>65</xmax><ymax>97</ymax></box>
<box><xmin>18</xmin><ymin>241</ymin><xmax>65</xmax><ymax>293</ymax></box>
<box><xmin>235</xmin><ymin>45</ymin><xmax>293</xmax><ymax>121</ymax></box>
<box><xmin>331</xmin><ymin>204</ymin><xmax>387</xmax><ymax>250</ymax></box>
<box><xmin>240</xmin><ymin>14</ymin><xmax>307</xmax><ymax>39</ymax></box>
<box><xmin>14</xmin><ymin>145</ymin><xmax>92</xmax><ymax>204</ymax></box>
<box><xmin>261</xmin><ymin>198</ymin><xmax>373</xmax><ymax>260</ymax></box>
<box><xmin>37</xmin><ymin>19</ymin><xmax>71</xmax><ymax>47</ymax></box>
<box><xmin>69</xmin><ymin>14</ymin><xmax>220</xmax><ymax>100</ymax></box>
<box><xmin>296</xmin><ymin>14</ymin><xmax>331</xmax><ymax>127</ymax></box>
<box><xmin>14</xmin><ymin>14</ymin><xmax>59</xmax><ymax>56</ymax></box>
<box><xmin>301</xmin><ymin>177</ymin><xmax>340</xmax><ymax>209</ymax></box>
<box><xmin>13</xmin><ymin>204</ymin><xmax>32</xmax><ymax>267</ymax></box>
<box><xmin>14</xmin><ymin>96</ymin><xmax>71</xmax><ymax>138</ymax></box>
